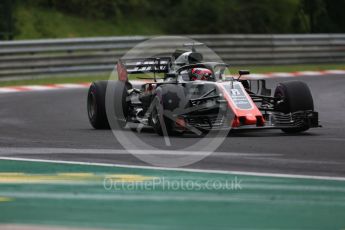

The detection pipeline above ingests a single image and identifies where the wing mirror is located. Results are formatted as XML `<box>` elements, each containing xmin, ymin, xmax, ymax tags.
<box><xmin>238</xmin><ymin>70</ymin><xmax>250</xmax><ymax>80</ymax></box>
<box><xmin>239</xmin><ymin>70</ymin><xmax>250</xmax><ymax>76</ymax></box>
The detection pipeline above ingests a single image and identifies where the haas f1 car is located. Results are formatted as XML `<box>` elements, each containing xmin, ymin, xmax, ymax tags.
<box><xmin>87</xmin><ymin>44</ymin><xmax>320</xmax><ymax>136</ymax></box>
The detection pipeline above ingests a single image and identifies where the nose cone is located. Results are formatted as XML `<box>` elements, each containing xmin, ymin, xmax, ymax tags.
<box><xmin>245</xmin><ymin>114</ymin><xmax>257</xmax><ymax>124</ymax></box>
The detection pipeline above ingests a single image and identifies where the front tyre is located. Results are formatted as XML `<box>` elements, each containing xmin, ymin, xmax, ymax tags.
<box><xmin>274</xmin><ymin>81</ymin><xmax>314</xmax><ymax>133</ymax></box>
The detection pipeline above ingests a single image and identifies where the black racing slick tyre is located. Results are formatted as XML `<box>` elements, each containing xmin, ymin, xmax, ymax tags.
<box><xmin>87</xmin><ymin>81</ymin><xmax>110</xmax><ymax>129</ymax></box>
<box><xmin>274</xmin><ymin>81</ymin><xmax>314</xmax><ymax>114</ymax></box>
<box><xmin>111</xmin><ymin>80</ymin><xmax>132</xmax><ymax>129</ymax></box>
<box><xmin>274</xmin><ymin>81</ymin><xmax>314</xmax><ymax>133</ymax></box>
<box><xmin>87</xmin><ymin>80</ymin><xmax>131</xmax><ymax>130</ymax></box>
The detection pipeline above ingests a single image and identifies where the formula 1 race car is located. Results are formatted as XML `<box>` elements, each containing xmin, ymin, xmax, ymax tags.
<box><xmin>87</xmin><ymin>44</ymin><xmax>320</xmax><ymax>136</ymax></box>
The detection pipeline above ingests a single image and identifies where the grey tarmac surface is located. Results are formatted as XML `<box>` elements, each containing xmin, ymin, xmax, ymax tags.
<box><xmin>1</xmin><ymin>75</ymin><xmax>345</xmax><ymax>177</ymax></box>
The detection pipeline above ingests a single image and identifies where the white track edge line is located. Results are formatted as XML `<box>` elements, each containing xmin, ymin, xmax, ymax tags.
<box><xmin>1</xmin><ymin>157</ymin><xmax>345</xmax><ymax>181</ymax></box>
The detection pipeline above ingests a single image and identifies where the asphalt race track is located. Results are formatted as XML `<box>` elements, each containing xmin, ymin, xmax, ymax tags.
<box><xmin>1</xmin><ymin>75</ymin><xmax>345</xmax><ymax>177</ymax></box>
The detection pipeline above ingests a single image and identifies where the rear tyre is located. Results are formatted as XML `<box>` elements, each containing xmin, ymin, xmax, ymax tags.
<box><xmin>111</xmin><ymin>81</ymin><xmax>132</xmax><ymax>129</ymax></box>
<box><xmin>274</xmin><ymin>81</ymin><xmax>314</xmax><ymax>133</ymax></box>
<box><xmin>87</xmin><ymin>80</ymin><xmax>131</xmax><ymax>130</ymax></box>
<box><xmin>87</xmin><ymin>81</ymin><xmax>110</xmax><ymax>129</ymax></box>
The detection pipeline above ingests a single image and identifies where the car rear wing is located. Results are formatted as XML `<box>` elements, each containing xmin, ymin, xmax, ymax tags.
<box><xmin>116</xmin><ymin>57</ymin><xmax>172</xmax><ymax>82</ymax></box>
<box><xmin>117</xmin><ymin>57</ymin><xmax>172</xmax><ymax>75</ymax></box>
<box><xmin>116</xmin><ymin>57</ymin><xmax>173</xmax><ymax>82</ymax></box>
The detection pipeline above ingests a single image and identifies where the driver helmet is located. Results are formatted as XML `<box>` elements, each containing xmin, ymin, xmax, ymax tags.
<box><xmin>190</xmin><ymin>68</ymin><xmax>213</xmax><ymax>81</ymax></box>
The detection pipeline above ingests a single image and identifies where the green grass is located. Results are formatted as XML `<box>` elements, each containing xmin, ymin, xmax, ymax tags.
<box><xmin>0</xmin><ymin>73</ymin><xmax>155</xmax><ymax>87</ymax></box>
<box><xmin>14</xmin><ymin>5</ymin><xmax>163</xmax><ymax>39</ymax></box>
<box><xmin>0</xmin><ymin>63</ymin><xmax>344</xmax><ymax>87</ymax></box>
<box><xmin>0</xmin><ymin>74</ymin><xmax>108</xmax><ymax>87</ymax></box>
